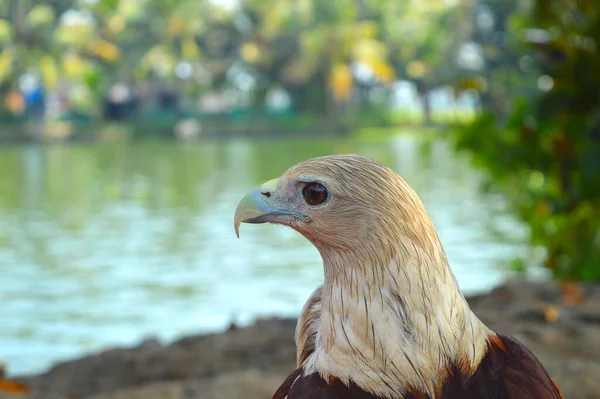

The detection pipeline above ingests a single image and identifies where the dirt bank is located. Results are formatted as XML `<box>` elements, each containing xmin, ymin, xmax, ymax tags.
<box><xmin>5</xmin><ymin>281</ymin><xmax>600</xmax><ymax>399</ymax></box>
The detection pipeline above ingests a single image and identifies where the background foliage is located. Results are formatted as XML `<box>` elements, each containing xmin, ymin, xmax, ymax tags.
<box><xmin>454</xmin><ymin>0</ymin><xmax>600</xmax><ymax>281</ymax></box>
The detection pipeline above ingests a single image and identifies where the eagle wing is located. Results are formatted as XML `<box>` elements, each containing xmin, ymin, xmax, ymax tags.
<box><xmin>445</xmin><ymin>333</ymin><xmax>563</xmax><ymax>399</ymax></box>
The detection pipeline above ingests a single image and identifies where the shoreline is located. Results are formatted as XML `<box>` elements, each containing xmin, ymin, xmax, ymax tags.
<box><xmin>0</xmin><ymin>117</ymin><xmax>452</xmax><ymax>145</ymax></box>
<box><xmin>7</xmin><ymin>280</ymin><xmax>600</xmax><ymax>399</ymax></box>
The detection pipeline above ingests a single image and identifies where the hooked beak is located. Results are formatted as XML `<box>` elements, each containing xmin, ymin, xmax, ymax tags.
<box><xmin>234</xmin><ymin>178</ymin><xmax>311</xmax><ymax>238</ymax></box>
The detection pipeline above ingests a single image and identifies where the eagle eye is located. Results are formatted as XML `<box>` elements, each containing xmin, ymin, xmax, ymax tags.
<box><xmin>302</xmin><ymin>182</ymin><xmax>328</xmax><ymax>206</ymax></box>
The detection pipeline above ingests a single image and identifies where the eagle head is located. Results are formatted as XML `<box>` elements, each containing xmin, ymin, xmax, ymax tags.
<box><xmin>234</xmin><ymin>154</ymin><xmax>440</xmax><ymax>265</ymax></box>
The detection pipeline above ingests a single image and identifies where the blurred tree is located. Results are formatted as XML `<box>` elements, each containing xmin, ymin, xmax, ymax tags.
<box><xmin>455</xmin><ymin>0</ymin><xmax>600</xmax><ymax>281</ymax></box>
<box><xmin>0</xmin><ymin>0</ymin><xmax>129</xmax><ymax>118</ymax></box>
<box><xmin>468</xmin><ymin>0</ymin><xmax>535</xmax><ymax>116</ymax></box>
<box><xmin>1</xmin><ymin>0</ymin><xmax>540</xmax><ymax>129</ymax></box>
<box><xmin>236</xmin><ymin>0</ymin><xmax>395</xmax><ymax>117</ymax></box>
<box><xmin>0</xmin><ymin>0</ymin><xmax>478</xmax><ymax>125</ymax></box>
<box><xmin>0</xmin><ymin>1</ymin><xmax>72</xmax><ymax>100</ymax></box>
<box><xmin>380</xmin><ymin>0</ymin><xmax>469</xmax><ymax>124</ymax></box>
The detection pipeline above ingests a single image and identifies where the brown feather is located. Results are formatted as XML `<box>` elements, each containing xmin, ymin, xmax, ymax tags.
<box><xmin>273</xmin><ymin>368</ymin><xmax>302</xmax><ymax>399</ymax></box>
<box><xmin>284</xmin><ymin>371</ymin><xmax>380</xmax><ymax>399</ymax></box>
<box><xmin>274</xmin><ymin>333</ymin><xmax>562</xmax><ymax>399</ymax></box>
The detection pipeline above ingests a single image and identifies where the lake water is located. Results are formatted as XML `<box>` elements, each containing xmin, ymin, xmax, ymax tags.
<box><xmin>0</xmin><ymin>134</ymin><xmax>532</xmax><ymax>375</ymax></box>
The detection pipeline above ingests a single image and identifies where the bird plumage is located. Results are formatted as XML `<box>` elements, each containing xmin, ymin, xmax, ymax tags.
<box><xmin>276</xmin><ymin>321</ymin><xmax>563</xmax><ymax>399</ymax></box>
<box><xmin>234</xmin><ymin>155</ymin><xmax>563</xmax><ymax>399</ymax></box>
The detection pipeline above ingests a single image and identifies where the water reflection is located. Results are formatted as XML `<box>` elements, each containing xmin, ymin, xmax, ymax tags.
<box><xmin>0</xmin><ymin>135</ymin><xmax>529</xmax><ymax>375</ymax></box>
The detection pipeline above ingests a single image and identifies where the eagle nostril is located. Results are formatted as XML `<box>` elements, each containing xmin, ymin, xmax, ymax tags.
<box><xmin>261</xmin><ymin>191</ymin><xmax>271</xmax><ymax>198</ymax></box>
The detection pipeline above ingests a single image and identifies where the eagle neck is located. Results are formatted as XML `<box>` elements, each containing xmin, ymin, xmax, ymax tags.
<box><xmin>305</xmin><ymin>242</ymin><xmax>491</xmax><ymax>398</ymax></box>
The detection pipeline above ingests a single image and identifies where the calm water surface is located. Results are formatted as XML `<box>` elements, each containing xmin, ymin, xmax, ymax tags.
<box><xmin>0</xmin><ymin>134</ymin><xmax>531</xmax><ymax>375</ymax></box>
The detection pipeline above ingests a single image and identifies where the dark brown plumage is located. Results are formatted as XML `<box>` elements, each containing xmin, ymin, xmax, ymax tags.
<box><xmin>274</xmin><ymin>334</ymin><xmax>562</xmax><ymax>399</ymax></box>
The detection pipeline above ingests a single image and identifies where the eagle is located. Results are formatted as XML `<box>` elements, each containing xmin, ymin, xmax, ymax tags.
<box><xmin>234</xmin><ymin>155</ymin><xmax>562</xmax><ymax>399</ymax></box>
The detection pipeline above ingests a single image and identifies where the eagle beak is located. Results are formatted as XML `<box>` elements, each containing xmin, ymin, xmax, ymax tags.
<box><xmin>234</xmin><ymin>178</ymin><xmax>310</xmax><ymax>238</ymax></box>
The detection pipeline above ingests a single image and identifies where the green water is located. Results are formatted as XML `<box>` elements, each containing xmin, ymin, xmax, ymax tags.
<box><xmin>0</xmin><ymin>134</ymin><xmax>531</xmax><ymax>375</ymax></box>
